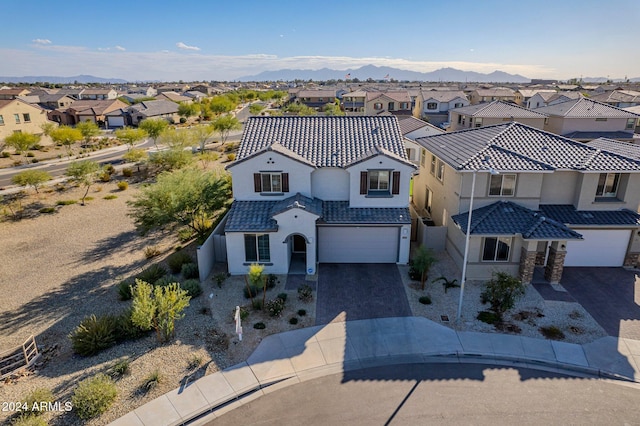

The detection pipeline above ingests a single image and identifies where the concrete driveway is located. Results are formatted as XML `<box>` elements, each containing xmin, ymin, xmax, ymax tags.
<box><xmin>315</xmin><ymin>264</ymin><xmax>411</xmax><ymax>325</ymax></box>
<box><xmin>560</xmin><ymin>267</ymin><xmax>640</xmax><ymax>340</ymax></box>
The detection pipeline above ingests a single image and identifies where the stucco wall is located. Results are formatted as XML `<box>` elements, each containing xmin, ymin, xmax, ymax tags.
<box><xmin>347</xmin><ymin>155</ymin><xmax>415</xmax><ymax>208</ymax></box>
<box><xmin>311</xmin><ymin>168</ymin><xmax>349</xmax><ymax>200</ymax></box>
<box><xmin>540</xmin><ymin>171</ymin><xmax>580</xmax><ymax>205</ymax></box>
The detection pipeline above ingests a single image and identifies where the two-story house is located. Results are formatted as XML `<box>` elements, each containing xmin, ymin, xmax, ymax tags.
<box><xmin>516</xmin><ymin>89</ymin><xmax>556</xmax><ymax>107</ymax></box>
<box><xmin>469</xmin><ymin>87</ymin><xmax>516</xmax><ymax>104</ymax></box>
<box><xmin>295</xmin><ymin>90</ymin><xmax>337</xmax><ymax>111</ymax></box>
<box><xmin>364</xmin><ymin>92</ymin><xmax>412</xmax><ymax>116</ymax></box>
<box><xmin>448</xmin><ymin>101</ymin><xmax>548</xmax><ymax>132</ymax></box>
<box><xmin>591</xmin><ymin>90</ymin><xmax>640</xmax><ymax>108</ymax></box>
<box><xmin>397</xmin><ymin>116</ymin><xmax>444</xmax><ymax>164</ymax></box>
<box><xmin>534</xmin><ymin>97</ymin><xmax>640</xmax><ymax>142</ymax></box>
<box><xmin>0</xmin><ymin>99</ymin><xmax>54</xmax><ymax>140</ymax></box>
<box><xmin>224</xmin><ymin>116</ymin><xmax>416</xmax><ymax>275</ymax></box>
<box><xmin>342</xmin><ymin>90</ymin><xmax>367</xmax><ymax>114</ymax></box>
<box><xmin>413</xmin><ymin>122</ymin><xmax>640</xmax><ymax>285</ymax></box>
<box><xmin>414</xmin><ymin>90</ymin><xmax>469</xmax><ymax>126</ymax></box>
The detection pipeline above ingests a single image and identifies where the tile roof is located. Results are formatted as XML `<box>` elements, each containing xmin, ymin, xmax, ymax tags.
<box><xmin>539</xmin><ymin>205</ymin><xmax>640</xmax><ymax>227</ymax></box>
<box><xmin>420</xmin><ymin>90</ymin><xmax>467</xmax><ymax>102</ymax></box>
<box><xmin>452</xmin><ymin>201</ymin><xmax>582</xmax><ymax>239</ymax></box>
<box><xmin>236</xmin><ymin>116</ymin><xmax>409</xmax><ymax>168</ymax></box>
<box><xmin>591</xmin><ymin>90</ymin><xmax>640</xmax><ymax>104</ymax></box>
<box><xmin>585</xmin><ymin>138</ymin><xmax>640</xmax><ymax>160</ymax></box>
<box><xmin>449</xmin><ymin>101</ymin><xmax>548</xmax><ymax>118</ymax></box>
<box><xmin>473</xmin><ymin>88</ymin><xmax>516</xmax><ymax>97</ymax></box>
<box><xmin>225</xmin><ymin>195</ymin><xmax>411</xmax><ymax>232</ymax></box>
<box><xmin>321</xmin><ymin>202</ymin><xmax>411</xmax><ymax>224</ymax></box>
<box><xmin>564</xmin><ymin>131</ymin><xmax>634</xmax><ymax>140</ymax></box>
<box><xmin>415</xmin><ymin>122</ymin><xmax>640</xmax><ymax>172</ymax></box>
<box><xmin>533</xmin><ymin>98</ymin><xmax>640</xmax><ymax>118</ymax></box>
<box><xmin>397</xmin><ymin>116</ymin><xmax>443</xmax><ymax>136</ymax></box>
<box><xmin>129</xmin><ymin>100</ymin><xmax>179</xmax><ymax>116</ymax></box>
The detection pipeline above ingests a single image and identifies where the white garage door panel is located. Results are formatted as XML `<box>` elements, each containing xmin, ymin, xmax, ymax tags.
<box><xmin>565</xmin><ymin>229</ymin><xmax>631</xmax><ymax>267</ymax></box>
<box><xmin>318</xmin><ymin>227</ymin><xmax>399</xmax><ymax>263</ymax></box>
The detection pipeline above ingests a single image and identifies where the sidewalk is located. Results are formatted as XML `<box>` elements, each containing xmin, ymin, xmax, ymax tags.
<box><xmin>109</xmin><ymin>316</ymin><xmax>640</xmax><ymax>426</ymax></box>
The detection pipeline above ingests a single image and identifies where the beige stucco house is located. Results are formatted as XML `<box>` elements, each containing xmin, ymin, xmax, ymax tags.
<box><xmin>0</xmin><ymin>99</ymin><xmax>54</xmax><ymax>141</ymax></box>
<box><xmin>412</xmin><ymin>122</ymin><xmax>640</xmax><ymax>285</ymax></box>
<box><xmin>448</xmin><ymin>101</ymin><xmax>548</xmax><ymax>132</ymax></box>
<box><xmin>469</xmin><ymin>87</ymin><xmax>516</xmax><ymax>105</ymax></box>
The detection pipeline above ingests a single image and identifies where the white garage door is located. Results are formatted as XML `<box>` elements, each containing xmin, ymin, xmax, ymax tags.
<box><xmin>564</xmin><ymin>229</ymin><xmax>631</xmax><ymax>267</ymax></box>
<box><xmin>318</xmin><ymin>226</ymin><xmax>399</xmax><ymax>263</ymax></box>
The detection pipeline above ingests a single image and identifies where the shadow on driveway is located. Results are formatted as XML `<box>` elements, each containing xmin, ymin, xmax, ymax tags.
<box><xmin>561</xmin><ymin>267</ymin><xmax>640</xmax><ymax>340</ymax></box>
<box><xmin>315</xmin><ymin>264</ymin><xmax>411</xmax><ymax>325</ymax></box>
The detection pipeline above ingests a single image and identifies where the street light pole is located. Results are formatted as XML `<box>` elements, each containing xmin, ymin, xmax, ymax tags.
<box><xmin>457</xmin><ymin>170</ymin><xmax>477</xmax><ymax>322</ymax></box>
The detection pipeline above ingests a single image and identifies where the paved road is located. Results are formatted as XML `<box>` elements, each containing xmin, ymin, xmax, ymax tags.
<box><xmin>208</xmin><ymin>363</ymin><xmax>640</xmax><ymax>425</ymax></box>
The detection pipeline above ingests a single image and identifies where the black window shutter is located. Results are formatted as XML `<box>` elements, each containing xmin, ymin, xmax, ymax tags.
<box><xmin>253</xmin><ymin>173</ymin><xmax>262</xmax><ymax>192</ymax></box>
<box><xmin>392</xmin><ymin>171</ymin><xmax>400</xmax><ymax>194</ymax></box>
<box><xmin>282</xmin><ymin>173</ymin><xmax>289</xmax><ymax>192</ymax></box>
<box><xmin>360</xmin><ymin>171</ymin><xmax>368</xmax><ymax>194</ymax></box>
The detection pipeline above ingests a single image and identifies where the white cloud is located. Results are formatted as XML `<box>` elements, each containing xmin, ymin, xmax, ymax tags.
<box><xmin>32</xmin><ymin>39</ymin><xmax>52</xmax><ymax>45</ymax></box>
<box><xmin>176</xmin><ymin>42</ymin><xmax>201</xmax><ymax>51</ymax></box>
<box><xmin>115</xmin><ymin>45</ymin><xmax>126</xmax><ymax>51</ymax></box>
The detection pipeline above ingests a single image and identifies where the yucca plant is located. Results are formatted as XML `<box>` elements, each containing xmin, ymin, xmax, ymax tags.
<box><xmin>69</xmin><ymin>315</ymin><xmax>117</xmax><ymax>356</ymax></box>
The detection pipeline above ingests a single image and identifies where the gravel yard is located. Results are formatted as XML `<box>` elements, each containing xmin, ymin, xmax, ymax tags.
<box><xmin>0</xmin><ymin>179</ymin><xmax>608</xmax><ymax>425</ymax></box>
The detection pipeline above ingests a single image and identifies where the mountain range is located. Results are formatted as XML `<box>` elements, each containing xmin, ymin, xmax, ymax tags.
<box><xmin>0</xmin><ymin>75</ymin><xmax>128</xmax><ymax>84</ymax></box>
<box><xmin>238</xmin><ymin>65</ymin><xmax>532</xmax><ymax>83</ymax></box>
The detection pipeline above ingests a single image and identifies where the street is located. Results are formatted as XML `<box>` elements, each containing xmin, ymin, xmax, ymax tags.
<box><xmin>208</xmin><ymin>363</ymin><xmax>640</xmax><ymax>425</ymax></box>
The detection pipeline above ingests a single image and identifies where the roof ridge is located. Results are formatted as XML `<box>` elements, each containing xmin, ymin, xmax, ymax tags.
<box><xmin>468</xmin><ymin>201</ymin><xmax>503</xmax><ymax>233</ymax></box>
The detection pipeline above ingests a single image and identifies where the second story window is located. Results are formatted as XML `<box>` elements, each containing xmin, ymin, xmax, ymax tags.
<box><xmin>426</xmin><ymin>102</ymin><xmax>438</xmax><ymax>110</ymax></box>
<box><xmin>360</xmin><ymin>170</ymin><xmax>401</xmax><ymax>196</ymax></box>
<box><xmin>489</xmin><ymin>174</ymin><xmax>516</xmax><ymax>196</ymax></box>
<box><xmin>388</xmin><ymin>102</ymin><xmax>395</xmax><ymax>111</ymax></box>
<box><xmin>626</xmin><ymin>118</ymin><xmax>636</xmax><ymax>130</ymax></box>
<box><xmin>14</xmin><ymin>114</ymin><xmax>20</xmax><ymax>124</ymax></box>
<box><xmin>369</xmin><ymin>170</ymin><xmax>389</xmax><ymax>191</ymax></box>
<box><xmin>400</xmin><ymin>102</ymin><xmax>409</xmax><ymax>109</ymax></box>
<box><xmin>454</xmin><ymin>102</ymin><xmax>464</xmax><ymax>108</ymax></box>
<box><xmin>253</xmin><ymin>172</ymin><xmax>289</xmax><ymax>194</ymax></box>
<box><xmin>23</xmin><ymin>113</ymin><xmax>31</xmax><ymax>123</ymax></box>
<box><xmin>420</xmin><ymin>149</ymin><xmax>426</xmax><ymax>167</ymax></box>
<box><xmin>430</xmin><ymin>155</ymin><xmax>436</xmax><ymax>175</ymax></box>
<box><xmin>0</xmin><ymin>115</ymin><xmax>4</xmax><ymax>125</ymax></box>
<box><xmin>374</xmin><ymin>103</ymin><xmax>382</xmax><ymax>110</ymax></box>
<box><xmin>596</xmin><ymin>173</ymin><xmax>620</xmax><ymax>198</ymax></box>
<box><xmin>475</xmin><ymin>117</ymin><xmax>483</xmax><ymax>127</ymax></box>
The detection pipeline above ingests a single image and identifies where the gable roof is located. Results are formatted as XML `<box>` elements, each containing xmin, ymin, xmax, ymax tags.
<box><xmin>129</xmin><ymin>99</ymin><xmax>179</xmax><ymax>116</ymax></box>
<box><xmin>585</xmin><ymin>138</ymin><xmax>640</xmax><ymax>160</ymax></box>
<box><xmin>451</xmin><ymin>201</ymin><xmax>583</xmax><ymax>240</ymax></box>
<box><xmin>397</xmin><ymin>116</ymin><xmax>443</xmax><ymax>136</ymax></box>
<box><xmin>415</xmin><ymin>122</ymin><xmax>640</xmax><ymax>172</ymax></box>
<box><xmin>533</xmin><ymin>98</ymin><xmax>640</xmax><ymax>118</ymax></box>
<box><xmin>235</xmin><ymin>116</ymin><xmax>410</xmax><ymax>168</ymax></box>
<box><xmin>449</xmin><ymin>101</ymin><xmax>548</xmax><ymax>118</ymax></box>
<box><xmin>0</xmin><ymin>98</ymin><xmax>45</xmax><ymax>112</ymax></box>
<box><xmin>421</xmin><ymin>90</ymin><xmax>467</xmax><ymax>103</ymax></box>
<box><xmin>472</xmin><ymin>87</ymin><xmax>516</xmax><ymax>97</ymax></box>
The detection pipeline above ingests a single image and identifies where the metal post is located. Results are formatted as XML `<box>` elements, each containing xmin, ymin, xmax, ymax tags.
<box><xmin>457</xmin><ymin>170</ymin><xmax>477</xmax><ymax>322</ymax></box>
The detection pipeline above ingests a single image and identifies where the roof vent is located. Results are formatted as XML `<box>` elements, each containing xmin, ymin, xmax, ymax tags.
<box><xmin>372</xmin><ymin>127</ymin><xmax>379</xmax><ymax>135</ymax></box>
<box><xmin>581</xmin><ymin>212</ymin><xmax>594</xmax><ymax>218</ymax></box>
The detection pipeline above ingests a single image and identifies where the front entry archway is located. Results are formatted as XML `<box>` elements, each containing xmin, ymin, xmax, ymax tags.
<box><xmin>289</xmin><ymin>234</ymin><xmax>308</xmax><ymax>275</ymax></box>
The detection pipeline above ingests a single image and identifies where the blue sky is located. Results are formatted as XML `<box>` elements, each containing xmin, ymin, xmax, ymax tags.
<box><xmin>1</xmin><ymin>0</ymin><xmax>639</xmax><ymax>81</ymax></box>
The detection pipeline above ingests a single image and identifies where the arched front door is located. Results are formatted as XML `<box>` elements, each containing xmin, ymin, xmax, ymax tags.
<box><xmin>290</xmin><ymin>234</ymin><xmax>307</xmax><ymax>274</ymax></box>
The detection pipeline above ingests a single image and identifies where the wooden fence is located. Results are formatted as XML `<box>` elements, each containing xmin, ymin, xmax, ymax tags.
<box><xmin>0</xmin><ymin>335</ymin><xmax>40</xmax><ymax>380</ymax></box>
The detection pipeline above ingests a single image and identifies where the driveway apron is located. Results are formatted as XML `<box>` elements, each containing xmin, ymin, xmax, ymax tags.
<box><xmin>315</xmin><ymin>263</ymin><xmax>411</xmax><ymax>325</ymax></box>
<box><xmin>561</xmin><ymin>267</ymin><xmax>640</xmax><ymax>340</ymax></box>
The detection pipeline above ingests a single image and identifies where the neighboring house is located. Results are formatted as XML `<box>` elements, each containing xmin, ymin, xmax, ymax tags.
<box><xmin>342</xmin><ymin>90</ymin><xmax>367</xmax><ymax>114</ymax></box>
<box><xmin>469</xmin><ymin>87</ymin><xmax>516</xmax><ymax>104</ymax></box>
<box><xmin>128</xmin><ymin>86</ymin><xmax>158</xmax><ymax>97</ymax></box>
<box><xmin>516</xmin><ymin>89</ymin><xmax>556</xmax><ymax>107</ymax></box>
<box><xmin>623</xmin><ymin>105</ymin><xmax>640</xmax><ymax>132</ymax></box>
<box><xmin>0</xmin><ymin>88</ymin><xmax>31</xmax><ymax>100</ymax></box>
<box><xmin>397</xmin><ymin>116</ymin><xmax>445</xmax><ymax>164</ymax></box>
<box><xmin>119</xmin><ymin>93</ymin><xmax>155</xmax><ymax>104</ymax></box>
<box><xmin>415</xmin><ymin>90</ymin><xmax>469</xmax><ymax>126</ymax></box>
<box><xmin>106</xmin><ymin>99</ymin><xmax>180</xmax><ymax>127</ymax></box>
<box><xmin>295</xmin><ymin>90</ymin><xmax>337</xmax><ymax>110</ymax></box>
<box><xmin>0</xmin><ymin>99</ymin><xmax>53</xmax><ymax>140</ymax></box>
<box><xmin>224</xmin><ymin>116</ymin><xmax>416</xmax><ymax>275</ymax></box>
<box><xmin>156</xmin><ymin>84</ymin><xmax>190</xmax><ymax>93</ymax></box>
<box><xmin>184</xmin><ymin>90</ymin><xmax>208</xmax><ymax>100</ymax></box>
<box><xmin>364</xmin><ymin>91</ymin><xmax>412</xmax><ymax>116</ymax></box>
<box><xmin>79</xmin><ymin>89</ymin><xmax>118</xmax><ymax>100</ymax></box>
<box><xmin>591</xmin><ymin>90</ymin><xmax>640</xmax><ymax>108</ymax></box>
<box><xmin>155</xmin><ymin>91</ymin><xmax>192</xmax><ymax>103</ymax></box>
<box><xmin>412</xmin><ymin>122</ymin><xmax>640</xmax><ymax>285</ymax></box>
<box><xmin>448</xmin><ymin>101</ymin><xmax>547</xmax><ymax>132</ymax></box>
<box><xmin>37</xmin><ymin>94</ymin><xmax>76</xmax><ymax>110</ymax></box>
<box><xmin>534</xmin><ymin>97</ymin><xmax>640</xmax><ymax>141</ymax></box>
<box><xmin>49</xmin><ymin>99</ymin><xmax>127</xmax><ymax>126</ymax></box>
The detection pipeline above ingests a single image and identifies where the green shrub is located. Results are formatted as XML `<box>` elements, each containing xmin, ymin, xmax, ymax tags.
<box><xmin>38</xmin><ymin>207</ymin><xmax>55</xmax><ymax>214</ymax></box>
<box><xmin>154</xmin><ymin>275</ymin><xmax>178</xmax><ymax>288</ymax></box>
<box><xmin>188</xmin><ymin>354</ymin><xmax>203</xmax><ymax>369</ymax></box>
<box><xmin>182</xmin><ymin>279</ymin><xmax>202</xmax><ymax>297</ymax></box>
<box><xmin>214</xmin><ymin>272</ymin><xmax>227</xmax><ymax>288</ymax></box>
<box><xmin>167</xmin><ymin>251</ymin><xmax>193</xmax><ymax>273</ymax></box>
<box><xmin>418</xmin><ymin>295</ymin><xmax>432</xmax><ymax>305</ymax></box>
<box><xmin>289</xmin><ymin>317</ymin><xmax>298</xmax><ymax>325</ymax></box>
<box><xmin>178</xmin><ymin>227</ymin><xmax>195</xmax><ymax>242</ymax></box>
<box><xmin>243</xmin><ymin>284</ymin><xmax>262</xmax><ymax>299</ymax></box>
<box><xmin>69</xmin><ymin>314</ymin><xmax>116</xmax><ymax>356</ymax></box>
<box><xmin>71</xmin><ymin>373</ymin><xmax>117</xmax><ymax>420</ymax></box>
<box><xmin>21</xmin><ymin>388</ymin><xmax>54</xmax><ymax>416</ymax></box>
<box><xmin>477</xmin><ymin>311</ymin><xmax>501</xmax><ymax>325</ymax></box>
<box><xmin>276</xmin><ymin>292</ymin><xmax>288</xmax><ymax>302</ymax></box>
<box><xmin>99</xmin><ymin>171</ymin><xmax>111</xmax><ymax>182</ymax></box>
<box><xmin>136</xmin><ymin>264</ymin><xmax>167</xmax><ymax>284</ymax></box>
<box><xmin>540</xmin><ymin>325</ymin><xmax>565</xmax><ymax>340</ymax></box>
<box><xmin>122</xmin><ymin>167</ymin><xmax>133</xmax><ymax>177</ymax></box>
<box><xmin>226</xmin><ymin>153</ymin><xmax>236</xmax><ymax>161</ymax></box>
<box><xmin>252</xmin><ymin>299</ymin><xmax>263</xmax><ymax>310</ymax></box>
<box><xmin>103</xmin><ymin>195</ymin><xmax>117</xmax><ymax>200</ymax></box>
<box><xmin>26</xmin><ymin>152</ymin><xmax>35</xmax><ymax>157</ymax></box>
<box><xmin>480</xmin><ymin>272</ymin><xmax>526</xmax><ymax>321</ymax></box>
<box><xmin>1</xmin><ymin>151</ymin><xmax>10</xmax><ymax>158</ymax></box>
<box><xmin>104</xmin><ymin>164</ymin><xmax>116</xmax><ymax>175</ymax></box>
<box><xmin>142</xmin><ymin>370</ymin><xmax>162</xmax><ymax>391</ymax></box>
<box><xmin>11</xmin><ymin>415</ymin><xmax>48</xmax><ymax>426</ymax></box>
<box><xmin>114</xmin><ymin>309</ymin><xmax>147</xmax><ymax>341</ymax></box>
<box><xmin>56</xmin><ymin>199</ymin><xmax>77</xmax><ymax>206</ymax></box>
<box><xmin>297</xmin><ymin>309</ymin><xmax>307</xmax><ymax>316</ymax></box>
<box><xmin>266</xmin><ymin>274</ymin><xmax>278</xmax><ymax>289</ymax></box>
<box><xmin>298</xmin><ymin>284</ymin><xmax>313</xmax><ymax>302</ymax></box>
<box><xmin>265</xmin><ymin>297</ymin><xmax>286</xmax><ymax>317</ymax></box>
<box><xmin>84</xmin><ymin>196</ymin><xmax>94</xmax><ymax>201</ymax></box>
<box><xmin>253</xmin><ymin>322</ymin><xmax>266</xmax><ymax>329</ymax></box>
<box><xmin>117</xmin><ymin>279</ymin><xmax>134</xmax><ymax>301</ymax></box>
<box><xmin>31</xmin><ymin>158</ymin><xmax>39</xmax><ymax>164</ymax></box>
<box><xmin>117</xmin><ymin>181</ymin><xmax>128</xmax><ymax>191</ymax></box>
<box><xmin>181</xmin><ymin>262</ymin><xmax>199</xmax><ymax>279</ymax></box>
<box><xmin>108</xmin><ymin>358</ymin><xmax>131</xmax><ymax>379</ymax></box>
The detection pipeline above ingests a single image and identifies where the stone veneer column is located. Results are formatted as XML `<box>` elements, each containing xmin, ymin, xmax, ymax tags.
<box><xmin>518</xmin><ymin>247</ymin><xmax>537</xmax><ymax>284</ymax></box>
<box><xmin>544</xmin><ymin>243</ymin><xmax>566</xmax><ymax>284</ymax></box>
<box><xmin>535</xmin><ymin>250</ymin><xmax>546</xmax><ymax>266</ymax></box>
<box><xmin>624</xmin><ymin>253</ymin><xmax>639</xmax><ymax>268</ymax></box>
